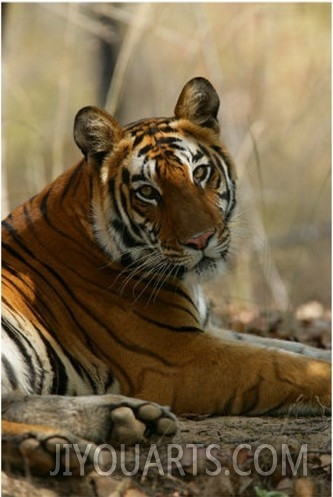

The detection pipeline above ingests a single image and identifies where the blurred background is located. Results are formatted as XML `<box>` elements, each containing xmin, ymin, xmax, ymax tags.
<box><xmin>2</xmin><ymin>3</ymin><xmax>331</xmax><ymax>316</ymax></box>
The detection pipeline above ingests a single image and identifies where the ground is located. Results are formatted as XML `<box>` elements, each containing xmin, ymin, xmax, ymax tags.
<box><xmin>2</xmin><ymin>303</ymin><xmax>331</xmax><ymax>497</ymax></box>
<box><xmin>2</xmin><ymin>415</ymin><xmax>331</xmax><ymax>497</ymax></box>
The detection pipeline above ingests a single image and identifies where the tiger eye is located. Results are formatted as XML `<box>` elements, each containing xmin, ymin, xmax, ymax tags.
<box><xmin>193</xmin><ymin>165</ymin><xmax>211</xmax><ymax>184</ymax></box>
<box><xmin>136</xmin><ymin>185</ymin><xmax>160</xmax><ymax>202</ymax></box>
<box><xmin>140</xmin><ymin>185</ymin><xmax>154</xmax><ymax>198</ymax></box>
<box><xmin>193</xmin><ymin>166</ymin><xmax>205</xmax><ymax>179</ymax></box>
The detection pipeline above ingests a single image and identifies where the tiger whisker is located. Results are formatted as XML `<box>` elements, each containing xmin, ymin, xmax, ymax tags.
<box><xmin>145</xmin><ymin>261</ymin><xmax>172</xmax><ymax>304</ymax></box>
<box><xmin>131</xmin><ymin>259</ymin><xmax>171</xmax><ymax>303</ymax></box>
<box><xmin>146</xmin><ymin>255</ymin><xmax>187</xmax><ymax>304</ymax></box>
<box><xmin>109</xmin><ymin>248</ymin><xmax>159</xmax><ymax>288</ymax></box>
<box><xmin>148</xmin><ymin>261</ymin><xmax>178</xmax><ymax>304</ymax></box>
<box><xmin>116</xmin><ymin>250</ymin><xmax>166</xmax><ymax>296</ymax></box>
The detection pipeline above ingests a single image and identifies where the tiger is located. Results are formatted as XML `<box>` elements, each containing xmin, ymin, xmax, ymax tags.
<box><xmin>2</xmin><ymin>77</ymin><xmax>330</xmax><ymax>475</ymax></box>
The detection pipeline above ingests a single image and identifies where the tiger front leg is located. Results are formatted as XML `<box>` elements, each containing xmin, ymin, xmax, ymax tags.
<box><xmin>197</xmin><ymin>334</ymin><xmax>331</xmax><ymax>416</ymax></box>
<box><xmin>139</xmin><ymin>332</ymin><xmax>331</xmax><ymax>416</ymax></box>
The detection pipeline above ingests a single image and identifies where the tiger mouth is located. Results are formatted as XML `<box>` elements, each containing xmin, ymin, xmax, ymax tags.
<box><xmin>152</xmin><ymin>257</ymin><xmax>218</xmax><ymax>281</ymax></box>
<box><xmin>196</xmin><ymin>256</ymin><xmax>218</xmax><ymax>271</ymax></box>
<box><xmin>169</xmin><ymin>252</ymin><xmax>227</xmax><ymax>279</ymax></box>
<box><xmin>121</xmin><ymin>245</ymin><xmax>228</xmax><ymax>280</ymax></box>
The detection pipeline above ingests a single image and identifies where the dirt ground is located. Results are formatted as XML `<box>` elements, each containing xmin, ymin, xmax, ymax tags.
<box><xmin>2</xmin><ymin>414</ymin><xmax>331</xmax><ymax>497</ymax></box>
<box><xmin>2</xmin><ymin>303</ymin><xmax>331</xmax><ymax>497</ymax></box>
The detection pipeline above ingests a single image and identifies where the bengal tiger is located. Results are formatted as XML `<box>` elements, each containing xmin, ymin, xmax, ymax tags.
<box><xmin>2</xmin><ymin>77</ymin><xmax>330</xmax><ymax>475</ymax></box>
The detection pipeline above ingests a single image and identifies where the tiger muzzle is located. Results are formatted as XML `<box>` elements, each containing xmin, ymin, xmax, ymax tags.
<box><xmin>182</xmin><ymin>230</ymin><xmax>215</xmax><ymax>251</ymax></box>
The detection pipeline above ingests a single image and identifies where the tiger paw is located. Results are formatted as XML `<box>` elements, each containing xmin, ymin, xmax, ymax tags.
<box><xmin>2</xmin><ymin>426</ymin><xmax>99</xmax><ymax>476</ymax></box>
<box><xmin>108</xmin><ymin>400</ymin><xmax>178</xmax><ymax>445</ymax></box>
<box><xmin>51</xmin><ymin>393</ymin><xmax>178</xmax><ymax>445</ymax></box>
<box><xmin>2</xmin><ymin>393</ymin><xmax>178</xmax><ymax>474</ymax></box>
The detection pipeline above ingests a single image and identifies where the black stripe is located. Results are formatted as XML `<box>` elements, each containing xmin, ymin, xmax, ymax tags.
<box><xmin>156</xmin><ymin>280</ymin><xmax>197</xmax><ymax>309</ymax></box>
<box><xmin>110</xmin><ymin>179</ymin><xmax>148</xmax><ymax>246</ymax></box>
<box><xmin>190</xmin><ymin>149</ymin><xmax>204</xmax><ymax>162</ymax></box>
<box><xmin>108</xmin><ymin>178</ymin><xmax>116</xmax><ymax>198</ymax></box>
<box><xmin>132</xmin><ymin>133</ymin><xmax>144</xmax><ymax>149</ymax></box>
<box><xmin>2</xmin><ymin>244</ymin><xmax>34</xmax><ymax>271</ymax></box>
<box><xmin>212</xmin><ymin>145</ymin><xmax>235</xmax><ymax>172</ymax></box>
<box><xmin>111</xmin><ymin>219</ymin><xmax>140</xmax><ymax>249</ymax></box>
<box><xmin>162</xmin><ymin>150</ymin><xmax>184</xmax><ymax>164</ymax></box>
<box><xmin>222</xmin><ymin>391</ymin><xmax>237</xmax><ymax>415</ymax></box>
<box><xmin>155</xmin><ymin>297</ymin><xmax>199</xmax><ymax>323</ymax></box>
<box><xmin>23</xmin><ymin>203</ymin><xmax>31</xmax><ymax>224</ymax></box>
<box><xmin>159</xmin><ymin>124</ymin><xmax>174</xmax><ymax>133</ymax></box>
<box><xmin>122</xmin><ymin>168</ymin><xmax>130</xmax><ymax>185</ymax></box>
<box><xmin>37</xmin><ymin>331</ymin><xmax>68</xmax><ymax>395</ymax></box>
<box><xmin>156</xmin><ymin>136</ymin><xmax>182</xmax><ymax>146</ymax></box>
<box><xmin>104</xmin><ymin>371</ymin><xmax>115</xmax><ymax>392</ymax></box>
<box><xmin>138</xmin><ymin>144</ymin><xmax>152</xmax><ymax>157</ymax></box>
<box><xmin>120</xmin><ymin>190</ymin><xmax>145</xmax><ymax>240</ymax></box>
<box><xmin>60</xmin><ymin>161</ymin><xmax>86</xmax><ymax>202</ymax></box>
<box><xmin>131</xmin><ymin>174</ymin><xmax>146</xmax><ymax>183</ymax></box>
<box><xmin>6</xmin><ymin>189</ymin><xmax>89</xmax><ymax>256</ymax></box>
<box><xmin>211</xmin><ymin>155</ymin><xmax>236</xmax><ymax>219</ymax></box>
<box><xmin>2</xmin><ymin>319</ymin><xmax>39</xmax><ymax>392</ymax></box>
<box><xmin>212</xmin><ymin>154</ymin><xmax>228</xmax><ymax>187</ymax></box>
<box><xmin>135</xmin><ymin>313</ymin><xmax>202</xmax><ymax>333</ymax></box>
<box><xmin>39</xmin><ymin>189</ymin><xmax>51</xmax><ymax>217</ymax></box>
<box><xmin>2</xmin><ymin>355</ymin><xmax>19</xmax><ymax>390</ymax></box>
<box><xmin>2</xmin><ymin>219</ymin><xmax>18</xmax><ymax>237</ymax></box>
<box><xmin>69</xmin><ymin>356</ymin><xmax>99</xmax><ymax>394</ymax></box>
<box><xmin>218</xmin><ymin>190</ymin><xmax>229</xmax><ymax>202</ymax></box>
<box><xmin>225</xmin><ymin>179</ymin><xmax>236</xmax><ymax>221</ymax></box>
<box><xmin>241</xmin><ymin>381</ymin><xmax>261</xmax><ymax>415</ymax></box>
<box><xmin>199</xmin><ymin>144</ymin><xmax>210</xmax><ymax>157</ymax></box>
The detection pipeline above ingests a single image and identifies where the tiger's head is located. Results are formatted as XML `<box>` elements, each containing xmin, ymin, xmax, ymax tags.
<box><xmin>74</xmin><ymin>77</ymin><xmax>236</xmax><ymax>284</ymax></box>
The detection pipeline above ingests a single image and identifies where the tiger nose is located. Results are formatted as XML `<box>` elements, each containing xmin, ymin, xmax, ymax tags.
<box><xmin>183</xmin><ymin>230</ymin><xmax>214</xmax><ymax>250</ymax></box>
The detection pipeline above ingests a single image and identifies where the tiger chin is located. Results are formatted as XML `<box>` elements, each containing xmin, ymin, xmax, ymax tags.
<box><xmin>2</xmin><ymin>77</ymin><xmax>330</xmax><ymax>475</ymax></box>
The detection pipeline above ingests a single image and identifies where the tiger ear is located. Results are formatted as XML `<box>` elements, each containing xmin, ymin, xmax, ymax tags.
<box><xmin>174</xmin><ymin>77</ymin><xmax>220</xmax><ymax>133</ymax></box>
<box><xmin>74</xmin><ymin>106</ymin><xmax>123</xmax><ymax>164</ymax></box>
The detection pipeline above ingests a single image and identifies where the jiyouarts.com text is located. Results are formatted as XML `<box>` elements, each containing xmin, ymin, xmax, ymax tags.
<box><xmin>50</xmin><ymin>442</ymin><xmax>308</xmax><ymax>477</ymax></box>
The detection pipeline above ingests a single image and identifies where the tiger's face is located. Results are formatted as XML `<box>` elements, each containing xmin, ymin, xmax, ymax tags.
<box><xmin>74</xmin><ymin>78</ymin><xmax>236</xmax><ymax>283</ymax></box>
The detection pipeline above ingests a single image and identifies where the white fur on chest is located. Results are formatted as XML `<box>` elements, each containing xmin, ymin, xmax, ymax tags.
<box><xmin>187</xmin><ymin>281</ymin><xmax>208</xmax><ymax>328</ymax></box>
